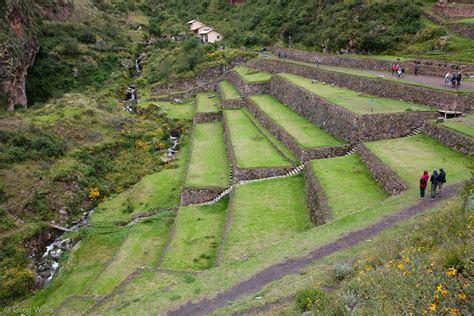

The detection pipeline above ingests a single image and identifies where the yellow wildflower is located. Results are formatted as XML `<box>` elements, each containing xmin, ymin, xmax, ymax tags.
<box><xmin>88</xmin><ymin>187</ymin><xmax>100</xmax><ymax>200</ymax></box>
<box><xmin>458</xmin><ymin>292</ymin><xmax>466</xmax><ymax>300</ymax></box>
<box><xmin>429</xmin><ymin>304</ymin><xmax>437</xmax><ymax>312</ymax></box>
<box><xmin>449</xmin><ymin>308</ymin><xmax>459</xmax><ymax>316</ymax></box>
<box><xmin>397</xmin><ymin>263</ymin><xmax>405</xmax><ymax>270</ymax></box>
<box><xmin>422</xmin><ymin>309</ymin><xmax>428</xmax><ymax>315</ymax></box>
<box><xmin>437</xmin><ymin>284</ymin><xmax>444</xmax><ymax>292</ymax></box>
<box><xmin>440</xmin><ymin>289</ymin><xmax>448</xmax><ymax>297</ymax></box>
<box><xmin>433</xmin><ymin>294</ymin><xmax>439</xmax><ymax>302</ymax></box>
<box><xmin>447</xmin><ymin>267</ymin><xmax>457</xmax><ymax>276</ymax></box>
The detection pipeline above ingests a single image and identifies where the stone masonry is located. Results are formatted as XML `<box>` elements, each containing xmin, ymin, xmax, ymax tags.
<box><xmin>226</xmin><ymin>70</ymin><xmax>270</xmax><ymax>97</ymax></box>
<box><xmin>248</xmin><ymin>58</ymin><xmax>473</xmax><ymax>112</ymax></box>
<box><xmin>180</xmin><ymin>187</ymin><xmax>228</xmax><ymax>205</ymax></box>
<box><xmin>423</xmin><ymin>121</ymin><xmax>474</xmax><ymax>155</ymax></box>
<box><xmin>303</xmin><ymin>161</ymin><xmax>331</xmax><ymax>226</ymax></box>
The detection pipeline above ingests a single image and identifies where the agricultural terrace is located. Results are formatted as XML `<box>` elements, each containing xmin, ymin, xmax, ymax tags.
<box><xmin>437</xmin><ymin>115</ymin><xmax>474</xmax><ymax>138</ymax></box>
<box><xmin>311</xmin><ymin>154</ymin><xmax>386</xmax><ymax>219</ymax></box>
<box><xmin>366</xmin><ymin>134</ymin><xmax>472</xmax><ymax>186</ymax></box>
<box><xmin>196</xmin><ymin>92</ymin><xmax>219</xmax><ymax>113</ymax></box>
<box><xmin>90</xmin><ymin>143</ymin><xmax>189</xmax><ymax>224</ymax></box>
<box><xmin>161</xmin><ymin>199</ymin><xmax>228</xmax><ymax>271</ymax></box>
<box><xmin>222</xmin><ymin>176</ymin><xmax>311</xmax><ymax>263</ymax></box>
<box><xmin>249</xmin><ymin>94</ymin><xmax>343</xmax><ymax>148</ymax></box>
<box><xmin>186</xmin><ymin>122</ymin><xmax>229</xmax><ymax>188</ymax></box>
<box><xmin>224</xmin><ymin>109</ymin><xmax>291</xmax><ymax>168</ymax></box>
<box><xmin>279</xmin><ymin>73</ymin><xmax>434</xmax><ymax>114</ymax></box>
<box><xmin>233</xmin><ymin>65</ymin><xmax>272</xmax><ymax>82</ymax></box>
<box><xmin>219</xmin><ymin>80</ymin><xmax>241</xmax><ymax>100</ymax></box>
<box><xmin>158</xmin><ymin>101</ymin><xmax>195</xmax><ymax>120</ymax></box>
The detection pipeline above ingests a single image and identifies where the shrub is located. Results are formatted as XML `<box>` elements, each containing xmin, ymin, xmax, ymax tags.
<box><xmin>295</xmin><ymin>287</ymin><xmax>330</xmax><ymax>312</ymax></box>
<box><xmin>334</xmin><ymin>262</ymin><xmax>354</xmax><ymax>281</ymax></box>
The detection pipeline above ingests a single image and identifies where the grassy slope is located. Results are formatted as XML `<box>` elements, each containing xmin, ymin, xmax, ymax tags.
<box><xmin>219</xmin><ymin>81</ymin><xmax>241</xmax><ymax>100</ymax></box>
<box><xmin>222</xmin><ymin>176</ymin><xmax>311</xmax><ymax>263</ymax></box>
<box><xmin>249</xmin><ymin>94</ymin><xmax>343</xmax><ymax>148</ymax></box>
<box><xmin>454</xmin><ymin>17</ymin><xmax>474</xmax><ymax>24</ymax></box>
<box><xmin>311</xmin><ymin>154</ymin><xmax>387</xmax><ymax>219</ymax></box>
<box><xmin>366</xmin><ymin>134</ymin><xmax>472</xmax><ymax>187</ymax></box>
<box><xmin>89</xmin><ymin>213</ymin><xmax>175</xmax><ymax>296</ymax></box>
<box><xmin>438</xmin><ymin>115</ymin><xmax>474</xmax><ymax>138</ymax></box>
<box><xmin>196</xmin><ymin>92</ymin><xmax>219</xmax><ymax>113</ymax></box>
<box><xmin>233</xmin><ymin>65</ymin><xmax>272</xmax><ymax>82</ymax></box>
<box><xmin>161</xmin><ymin>199</ymin><xmax>228</xmax><ymax>271</ymax></box>
<box><xmin>91</xmin><ymin>143</ymin><xmax>189</xmax><ymax>224</ymax></box>
<box><xmin>185</xmin><ymin>122</ymin><xmax>229</xmax><ymax>188</ymax></box>
<box><xmin>279</xmin><ymin>73</ymin><xmax>434</xmax><ymax>114</ymax></box>
<box><xmin>157</xmin><ymin>101</ymin><xmax>195</xmax><ymax>120</ymax></box>
<box><xmin>224</xmin><ymin>110</ymin><xmax>290</xmax><ymax>168</ymax></box>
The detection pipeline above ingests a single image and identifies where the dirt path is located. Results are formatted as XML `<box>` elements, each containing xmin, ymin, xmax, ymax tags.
<box><xmin>167</xmin><ymin>182</ymin><xmax>463</xmax><ymax>316</ymax></box>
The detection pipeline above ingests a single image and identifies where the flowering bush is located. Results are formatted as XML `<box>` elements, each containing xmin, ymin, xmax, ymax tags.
<box><xmin>88</xmin><ymin>187</ymin><xmax>100</xmax><ymax>200</ymax></box>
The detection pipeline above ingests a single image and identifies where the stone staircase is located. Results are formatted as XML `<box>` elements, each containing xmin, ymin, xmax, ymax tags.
<box><xmin>344</xmin><ymin>147</ymin><xmax>357</xmax><ymax>156</ymax></box>
<box><xmin>407</xmin><ymin>124</ymin><xmax>424</xmax><ymax>137</ymax></box>
<box><xmin>194</xmin><ymin>164</ymin><xmax>306</xmax><ymax>206</ymax></box>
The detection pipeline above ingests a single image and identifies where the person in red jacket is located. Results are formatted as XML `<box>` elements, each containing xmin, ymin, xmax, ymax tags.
<box><xmin>419</xmin><ymin>170</ymin><xmax>429</xmax><ymax>199</ymax></box>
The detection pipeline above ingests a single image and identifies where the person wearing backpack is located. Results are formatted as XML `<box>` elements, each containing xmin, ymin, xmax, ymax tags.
<box><xmin>438</xmin><ymin>168</ymin><xmax>446</xmax><ymax>195</ymax></box>
<box><xmin>430</xmin><ymin>169</ymin><xmax>439</xmax><ymax>200</ymax></box>
<box><xmin>419</xmin><ymin>170</ymin><xmax>429</xmax><ymax>199</ymax></box>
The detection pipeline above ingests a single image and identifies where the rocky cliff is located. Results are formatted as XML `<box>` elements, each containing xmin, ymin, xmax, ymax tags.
<box><xmin>0</xmin><ymin>0</ymin><xmax>72</xmax><ymax>111</ymax></box>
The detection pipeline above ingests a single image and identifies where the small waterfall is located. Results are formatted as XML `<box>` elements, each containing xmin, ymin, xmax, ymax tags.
<box><xmin>125</xmin><ymin>85</ymin><xmax>138</xmax><ymax>113</ymax></box>
<box><xmin>135</xmin><ymin>55</ymin><xmax>142</xmax><ymax>75</ymax></box>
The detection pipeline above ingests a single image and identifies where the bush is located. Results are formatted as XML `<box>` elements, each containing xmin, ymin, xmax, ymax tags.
<box><xmin>295</xmin><ymin>287</ymin><xmax>330</xmax><ymax>312</ymax></box>
<box><xmin>334</xmin><ymin>262</ymin><xmax>354</xmax><ymax>281</ymax></box>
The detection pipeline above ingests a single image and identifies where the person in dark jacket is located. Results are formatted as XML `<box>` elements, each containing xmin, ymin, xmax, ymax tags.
<box><xmin>437</xmin><ymin>168</ymin><xmax>446</xmax><ymax>195</ymax></box>
<box><xmin>430</xmin><ymin>169</ymin><xmax>439</xmax><ymax>199</ymax></box>
<box><xmin>419</xmin><ymin>170</ymin><xmax>429</xmax><ymax>199</ymax></box>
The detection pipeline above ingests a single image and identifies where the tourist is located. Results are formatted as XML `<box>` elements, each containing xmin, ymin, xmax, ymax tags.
<box><xmin>397</xmin><ymin>67</ymin><xmax>402</xmax><ymax>79</ymax></box>
<box><xmin>419</xmin><ymin>170</ymin><xmax>429</xmax><ymax>199</ymax></box>
<box><xmin>316</xmin><ymin>58</ymin><xmax>320</xmax><ymax>68</ymax></box>
<box><xmin>391</xmin><ymin>64</ymin><xmax>397</xmax><ymax>76</ymax></box>
<box><xmin>437</xmin><ymin>168</ymin><xmax>446</xmax><ymax>195</ymax></box>
<box><xmin>456</xmin><ymin>72</ymin><xmax>462</xmax><ymax>90</ymax></box>
<box><xmin>414</xmin><ymin>64</ymin><xmax>420</xmax><ymax>76</ymax></box>
<box><xmin>430</xmin><ymin>169</ymin><xmax>439</xmax><ymax>200</ymax></box>
<box><xmin>445</xmin><ymin>72</ymin><xmax>452</xmax><ymax>86</ymax></box>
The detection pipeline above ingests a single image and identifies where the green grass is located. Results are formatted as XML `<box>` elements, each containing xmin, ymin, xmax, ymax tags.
<box><xmin>89</xmin><ymin>212</ymin><xmax>175</xmax><ymax>295</ymax></box>
<box><xmin>452</xmin><ymin>17</ymin><xmax>474</xmax><ymax>24</ymax></box>
<box><xmin>222</xmin><ymin>176</ymin><xmax>311</xmax><ymax>263</ymax></box>
<box><xmin>158</xmin><ymin>101</ymin><xmax>195</xmax><ymax>120</ymax></box>
<box><xmin>161</xmin><ymin>199</ymin><xmax>228</xmax><ymax>271</ymax></box>
<box><xmin>438</xmin><ymin>115</ymin><xmax>474</xmax><ymax>138</ymax></box>
<box><xmin>224</xmin><ymin>109</ymin><xmax>291</xmax><ymax>168</ymax></box>
<box><xmin>365</xmin><ymin>134</ymin><xmax>472</xmax><ymax>187</ymax></box>
<box><xmin>279</xmin><ymin>73</ymin><xmax>435</xmax><ymax>114</ymax></box>
<box><xmin>196</xmin><ymin>92</ymin><xmax>219</xmax><ymax>113</ymax></box>
<box><xmin>249</xmin><ymin>94</ymin><xmax>343</xmax><ymax>148</ymax></box>
<box><xmin>91</xmin><ymin>143</ymin><xmax>189</xmax><ymax>224</ymax></box>
<box><xmin>54</xmin><ymin>296</ymin><xmax>97</xmax><ymax>316</ymax></box>
<box><xmin>311</xmin><ymin>154</ymin><xmax>387</xmax><ymax>219</ymax></box>
<box><xmin>25</xmin><ymin>226</ymin><xmax>128</xmax><ymax>311</ymax></box>
<box><xmin>185</xmin><ymin>122</ymin><xmax>229</xmax><ymax>188</ymax></box>
<box><xmin>219</xmin><ymin>80</ymin><xmax>241</xmax><ymax>100</ymax></box>
<box><xmin>233</xmin><ymin>65</ymin><xmax>272</xmax><ymax>82</ymax></box>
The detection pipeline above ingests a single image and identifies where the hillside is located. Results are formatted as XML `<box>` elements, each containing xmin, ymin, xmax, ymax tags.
<box><xmin>0</xmin><ymin>0</ymin><xmax>473</xmax><ymax>314</ymax></box>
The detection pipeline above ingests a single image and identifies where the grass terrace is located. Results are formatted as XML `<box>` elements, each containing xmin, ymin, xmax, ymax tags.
<box><xmin>437</xmin><ymin>115</ymin><xmax>474</xmax><ymax>138</ymax></box>
<box><xmin>222</xmin><ymin>176</ymin><xmax>311</xmax><ymax>263</ymax></box>
<box><xmin>161</xmin><ymin>199</ymin><xmax>228</xmax><ymax>271</ymax></box>
<box><xmin>365</xmin><ymin>134</ymin><xmax>472</xmax><ymax>186</ymax></box>
<box><xmin>196</xmin><ymin>92</ymin><xmax>219</xmax><ymax>113</ymax></box>
<box><xmin>233</xmin><ymin>65</ymin><xmax>272</xmax><ymax>82</ymax></box>
<box><xmin>249</xmin><ymin>94</ymin><xmax>343</xmax><ymax>148</ymax></box>
<box><xmin>279</xmin><ymin>73</ymin><xmax>434</xmax><ymax>114</ymax></box>
<box><xmin>158</xmin><ymin>101</ymin><xmax>195</xmax><ymax>120</ymax></box>
<box><xmin>311</xmin><ymin>154</ymin><xmax>386</xmax><ymax>219</ymax></box>
<box><xmin>224</xmin><ymin>109</ymin><xmax>291</xmax><ymax>168</ymax></box>
<box><xmin>219</xmin><ymin>80</ymin><xmax>241</xmax><ymax>100</ymax></box>
<box><xmin>186</xmin><ymin>122</ymin><xmax>229</xmax><ymax>188</ymax></box>
<box><xmin>452</xmin><ymin>17</ymin><xmax>474</xmax><ymax>24</ymax></box>
<box><xmin>89</xmin><ymin>212</ymin><xmax>175</xmax><ymax>295</ymax></box>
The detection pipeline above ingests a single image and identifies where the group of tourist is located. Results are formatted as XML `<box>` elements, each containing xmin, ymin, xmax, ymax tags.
<box><xmin>391</xmin><ymin>64</ymin><xmax>405</xmax><ymax>78</ymax></box>
<box><xmin>419</xmin><ymin>169</ymin><xmax>447</xmax><ymax>200</ymax></box>
<box><xmin>444</xmin><ymin>72</ymin><xmax>462</xmax><ymax>90</ymax></box>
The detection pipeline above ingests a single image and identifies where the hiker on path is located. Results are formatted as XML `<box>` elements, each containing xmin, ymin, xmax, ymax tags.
<box><xmin>415</xmin><ymin>64</ymin><xmax>420</xmax><ymax>76</ymax></box>
<box><xmin>419</xmin><ymin>170</ymin><xmax>430</xmax><ymax>199</ymax></box>
<box><xmin>430</xmin><ymin>169</ymin><xmax>439</xmax><ymax>200</ymax></box>
<box><xmin>437</xmin><ymin>168</ymin><xmax>446</xmax><ymax>195</ymax></box>
<box><xmin>456</xmin><ymin>72</ymin><xmax>462</xmax><ymax>91</ymax></box>
<box><xmin>391</xmin><ymin>64</ymin><xmax>397</xmax><ymax>76</ymax></box>
<box><xmin>445</xmin><ymin>72</ymin><xmax>452</xmax><ymax>86</ymax></box>
<box><xmin>397</xmin><ymin>67</ymin><xmax>402</xmax><ymax>79</ymax></box>
<box><xmin>316</xmin><ymin>58</ymin><xmax>320</xmax><ymax>68</ymax></box>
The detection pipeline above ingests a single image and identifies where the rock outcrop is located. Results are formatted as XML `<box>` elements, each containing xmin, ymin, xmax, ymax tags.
<box><xmin>0</xmin><ymin>0</ymin><xmax>72</xmax><ymax>111</ymax></box>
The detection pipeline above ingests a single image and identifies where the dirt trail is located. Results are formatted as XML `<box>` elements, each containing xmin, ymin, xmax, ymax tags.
<box><xmin>167</xmin><ymin>182</ymin><xmax>463</xmax><ymax>316</ymax></box>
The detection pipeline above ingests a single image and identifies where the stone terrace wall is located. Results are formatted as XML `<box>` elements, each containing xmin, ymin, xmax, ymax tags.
<box><xmin>233</xmin><ymin>166</ymin><xmax>294</xmax><ymax>182</ymax></box>
<box><xmin>273</xmin><ymin>46</ymin><xmax>474</xmax><ymax>78</ymax></box>
<box><xmin>246</xmin><ymin>98</ymin><xmax>352</xmax><ymax>161</ymax></box>
<box><xmin>249</xmin><ymin>59</ymin><xmax>473</xmax><ymax>112</ymax></box>
<box><xmin>217</xmin><ymin>83</ymin><xmax>247</xmax><ymax>108</ymax></box>
<box><xmin>303</xmin><ymin>161</ymin><xmax>330</xmax><ymax>226</ymax></box>
<box><xmin>226</xmin><ymin>70</ymin><xmax>270</xmax><ymax>97</ymax></box>
<box><xmin>434</xmin><ymin>4</ymin><xmax>474</xmax><ymax>19</ymax></box>
<box><xmin>181</xmin><ymin>187</ymin><xmax>227</xmax><ymax>206</ymax></box>
<box><xmin>423</xmin><ymin>121</ymin><xmax>474</xmax><ymax>155</ymax></box>
<box><xmin>193</xmin><ymin>112</ymin><xmax>222</xmax><ymax>124</ymax></box>
<box><xmin>357</xmin><ymin>143</ymin><xmax>408</xmax><ymax>195</ymax></box>
<box><xmin>269</xmin><ymin>75</ymin><xmax>439</xmax><ymax>142</ymax></box>
<box><xmin>450</xmin><ymin>23</ymin><xmax>474</xmax><ymax>39</ymax></box>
